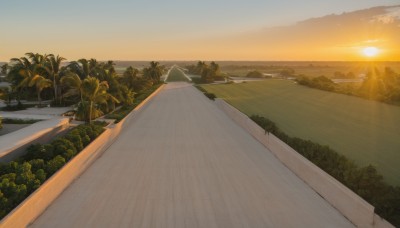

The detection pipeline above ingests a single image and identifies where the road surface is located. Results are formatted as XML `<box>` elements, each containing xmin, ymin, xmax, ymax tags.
<box><xmin>31</xmin><ymin>82</ymin><xmax>353</xmax><ymax>228</ymax></box>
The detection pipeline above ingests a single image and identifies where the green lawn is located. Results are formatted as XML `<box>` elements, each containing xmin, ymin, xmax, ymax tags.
<box><xmin>166</xmin><ymin>66</ymin><xmax>190</xmax><ymax>82</ymax></box>
<box><xmin>202</xmin><ymin>80</ymin><xmax>400</xmax><ymax>185</ymax></box>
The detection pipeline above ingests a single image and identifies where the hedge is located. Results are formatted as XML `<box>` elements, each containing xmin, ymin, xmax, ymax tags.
<box><xmin>0</xmin><ymin>122</ymin><xmax>106</xmax><ymax>219</ymax></box>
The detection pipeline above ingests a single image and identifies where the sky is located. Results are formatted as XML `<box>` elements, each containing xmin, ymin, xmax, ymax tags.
<box><xmin>1</xmin><ymin>0</ymin><xmax>399</xmax><ymax>61</ymax></box>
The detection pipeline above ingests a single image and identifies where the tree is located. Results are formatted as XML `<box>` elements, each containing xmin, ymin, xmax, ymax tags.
<box><xmin>60</xmin><ymin>72</ymin><xmax>83</xmax><ymax>102</ymax></box>
<box><xmin>81</xmin><ymin>77</ymin><xmax>118</xmax><ymax>123</ymax></box>
<box><xmin>66</xmin><ymin>58</ymin><xmax>98</xmax><ymax>79</ymax></box>
<box><xmin>195</xmin><ymin>61</ymin><xmax>207</xmax><ymax>74</ymax></box>
<box><xmin>246</xmin><ymin>70</ymin><xmax>263</xmax><ymax>78</ymax></box>
<box><xmin>46</xmin><ymin>54</ymin><xmax>66</xmax><ymax>104</ymax></box>
<box><xmin>28</xmin><ymin>75</ymin><xmax>52</xmax><ymax>107</ymax></box>
<box><xmin>0</xmin><ymin>64</ymin><xmax>8</xmax><ymax>75</ymax></box>
<box><xmin>143</xmin><ymin>61</ymin><xmax>163</xmax><ymax>83</ymax></box>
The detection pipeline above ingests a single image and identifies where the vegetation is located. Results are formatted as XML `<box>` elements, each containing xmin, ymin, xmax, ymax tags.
<box><xmin>297</xmin><ymin>76</ymin><xmax>336</xmax><ymax>91</ymax></box>
<box><xmin>2</xmin><ymin>118</ymin><xmax>40</xmax><ymax>124</ymax></box>
<box><xmin>194</xmin><ymin>85</ymin><xmax>217</xmax><ymax>100</ymax></box>
<box><xmin>0</xmin><ymin>122</ymin><xmax>105</xmax><ymax>219</ymax></box>
<box><xmin>105</xmin><ymin>83</ymin><xmax>162</xmax><ymax>122</ymax></box>
<box><xmin>165</xmin><ymin>67</ymin><xmax>189</xmax><ymax>82</ymax></box>
<box><xmin>250</xmin><ymin>115</ymin><xmax>400</xmax><ymax>226</ymax></box>
<box><xmin>186</xmin><ymin>61</ymin><xmax>225</xmax><ymax>83</ymax></box>
<box><xmin>201</xmin><ymin>80</ymin><xmax>400</xmax><ymax>185</ymax></box>
<box><xmin>3</xmin><ymin>53</ymin><xmax>164</xmax><ymax>122</ymax></box>
<box><xmin>299</xmin><ymin>67</ymin><xmax>400</xmax><ymax>105</ymax></box>
<box><xmin>246</xmin><ymin>70</ymin><xmax>264</xmax><ymax>78</ymax></box>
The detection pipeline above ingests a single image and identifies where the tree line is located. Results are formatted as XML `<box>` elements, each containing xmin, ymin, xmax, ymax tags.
<box><xmin>186</xmin><ymin>61</ymin><xmax>225</xmax><ymax>83</ymax></box>
<box><xmin>0</xmin><ymin>53</ymin><xmax>165</xmax><ymax>122</ymax></box>
<box><xmin>297</xmin><ymin>67</ymin><xmax>400</xmax><ymax>105</ymax></box>
<box><xmin>251</xmin><ymin>115</ymin><xmax>400</xmax><ymax>226</ymax></box>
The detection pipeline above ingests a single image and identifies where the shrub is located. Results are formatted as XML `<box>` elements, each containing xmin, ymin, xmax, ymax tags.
<box><xmin>45</xmin><ymin>155</ymin><xmax>66</xmax><ymax>175</ymax></box>
<box><xmin>204</xmin><ymin>92</ymin><xmax>216</xmax><ymax>100</ymax></box>
<box><xmin>246</xmin><ymin>70</ymin><xmax>263</xmax><ymax>78</ymax></box>
<box><xmin>51</xmin><ymin>138</ymin><xmax>77</xmax><ymax>158</ymax></box>
<box><xmin>35</xmin><ymin>169</ymin><xmax>46</xmax><ymax>183</ymax></box>
<box><xmin>25</xmin><ymin>144</ymin><xmax>54</xmax><ymax>161</ymax></box>
<box><xmin>65</xmin><ymin>132</ymin><xmax>83</xmax><ymax>151</ymax></box>
<box><xmin>28</xmin><ymin>159</ymin><xmax>45</xmax><ymax>172</ymax></box>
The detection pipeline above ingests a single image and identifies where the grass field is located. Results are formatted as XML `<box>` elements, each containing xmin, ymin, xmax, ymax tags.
<box><xmin>166</xmin><ymin>66</ymin><xmax>190</xmax><ymax>82</ymax></box>
<box><xmin>202</xmin><ymin>80</ymin><xmax>400</xmax><ymax>185</ymax></box>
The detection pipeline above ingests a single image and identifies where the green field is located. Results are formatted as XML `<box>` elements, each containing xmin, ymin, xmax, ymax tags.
<box><xmin>166</xmin><ymin>66</ymin><xmax>190</xmax><ymax>82</ymax></box>
<box><xmin>202</xmin><ymin>80</ymin><xmax>400</xmax><ymax>185</ymax></box>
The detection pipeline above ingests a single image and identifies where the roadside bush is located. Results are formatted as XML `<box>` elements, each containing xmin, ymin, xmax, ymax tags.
<box><xmin>204</xmin><ymin>92</ymin><xmax>216</xmax><ymax>100</ymax></box>
<box><xmin>65</xmin><ymin>132</ymin><xmax>83</xmax><ymax>151</ymax></box>
<box><xmin>250</xmin><ymin>114</ymin><xmax>400</xmax><ymax>226</ymax></box>
<box><xmin>51</xmin><ymin>138</ymin><xmax>77</xmax><ymax>159</ymax></box>
<box><xmin>45</xmin><ymin>155</ymin><xmax>66</xmax><ymax>175</ymax></box>
<box><xmin>28</xmin><ymin>159</ymin><xmax>45</xmax><ymax>172</ymax></box>
<box><xmin>25</xmin><ymin>144</ymin><xmax>54</xmax><ymax>161</ymax></box>
<box><xmin>2</xmin><ymin>118</ymin><xmax>40</xmax><ymax>124</ymax></box>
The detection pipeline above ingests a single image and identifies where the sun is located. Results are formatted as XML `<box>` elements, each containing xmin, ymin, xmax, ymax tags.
<box><xmin>362</xmin><ymin>47</ymin><xmax>379</xmax><ymax>57</ymax></box>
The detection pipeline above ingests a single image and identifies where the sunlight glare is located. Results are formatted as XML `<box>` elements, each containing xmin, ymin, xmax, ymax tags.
<box><xmin>363</xmin><ymin>47</ymin><xmax>379</xmax><ymax>57</ymax></box>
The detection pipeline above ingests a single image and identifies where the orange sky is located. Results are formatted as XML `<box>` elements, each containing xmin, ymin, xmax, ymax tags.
<box><xmin>1</xmin><ymin>2</ymin><xmax>399</xmax><ymax>61</ymax></box>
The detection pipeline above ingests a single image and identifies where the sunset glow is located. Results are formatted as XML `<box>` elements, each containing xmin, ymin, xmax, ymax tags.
<box><xmin>363</xmin><ymin>47</ymin><xmax>379</xmax><ymax>57</ymax></box>
<box><xmin>0</xmin><ymin>1</ymin><xmax>399</xmax><ymax>61</ymax></box>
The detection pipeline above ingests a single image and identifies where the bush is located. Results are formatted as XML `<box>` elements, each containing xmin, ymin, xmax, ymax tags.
<box><xmin>45</xmin><ymin>155</ymin><xmax>66</xmax><ymax>175</ymax></box>
<box><xmin>246</xmin><ymin>70</ymin><xmax>263</xmax><ymax>78</ymax></box>
<box><xmin>2</xmin><ymin>118</ymin><xmax>40</xmax><ymax>124</ymax></box>
<box><xmin>51</xmin><ymin>138</ymin><xmax>77</xmax><ymax>159</ymax></box>
<box><xmin>25</xmin><ymin>144</ymin><xmax>54</xmax><ymax>161</ymax></box>
<box><xmin>204</xmin><ymin>92</ymin><xmax>216</xmax><ymax>100</ymax></box>
<box><xmin>65</xmin><ymin>132</ymin><xmax>83</xmax><ymax>151</ymax></box>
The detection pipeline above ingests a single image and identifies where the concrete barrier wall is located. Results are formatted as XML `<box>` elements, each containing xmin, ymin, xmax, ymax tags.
<box><xmin>0</xmin><ymin>118</ymin><xmax>70</xmax><ymax>162</ymax></box>
<box><xmin>215</xmin><ymin>98</ymin><xmax>387</xmax><ymax>228</ymax></box>
<box><xmin>0</xmin><ymin>84</ymin><xmax>165</xmax><ymax>228</ymax></box>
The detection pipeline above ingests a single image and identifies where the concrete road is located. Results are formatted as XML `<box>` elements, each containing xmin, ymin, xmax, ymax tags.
<box><xmin>31</xmin><ymin>82</ymin><xmax>354</xmax><ymax>228</ymax></box>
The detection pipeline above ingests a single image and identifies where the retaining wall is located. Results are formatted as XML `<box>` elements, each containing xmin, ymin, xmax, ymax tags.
<box><xmin>215</xmin><ymin>98</ymin><xmax>393</xmax><ymax>228</ymax></box>
<box><xmin>0</xmin><ymin>84</ymin><xmax>165</xmax><ymax>228</ymax></box>
<box><xmin>0</xmin><ymin>118</ymin><xmax>70</xmax><ymax>162</ymax></box>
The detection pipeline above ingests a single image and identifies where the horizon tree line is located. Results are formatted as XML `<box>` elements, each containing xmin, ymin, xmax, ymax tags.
<box><xmin>0</xmin><ymin>53</ymin><xmax>165</xmax><ymax>122</ymax></box>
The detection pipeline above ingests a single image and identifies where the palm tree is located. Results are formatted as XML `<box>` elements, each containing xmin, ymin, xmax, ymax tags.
<box><xmin>81</xmin><ymin>77</ymin><xmax>118</xmax><ymax>123</ymax></box>
<box><xmin>60</xmin><ymin>72</ymin><xmax>83</xmax><ymax>102</ymax></box>
<box><xmin>143</xmin><ymin>61</ymin><xmax>163</xmax><ymax>83</ymax></box>
<box><xmin>25</xmin><ymin>52</ymin><xmax>48</xmax><ymax>65</ymax></box>
<box><xmin>28</xmin><ymin>75</ymin><xmax>52</xmax><ymax>107</ymax></box>
<box><xmin>121</xmin><ymin>66</ymin><xmax>139</xmax><ymax>90</ymax></box>
<box><xmin>1</xmin><ymin>63</ymin><xmax>8</xmax><ymax>75</ymax></box>
<box><xmin>195</xmin><ymin>61</ymin><xmax>207</xmax><ymax>74</ymax></box>
<box><xmin>46</xmin><ymin>54</ymin><xmax>66</xmax><ymax>104</ymax></box>
<box><xmin>66</xmin><ymin>58</ymin><xmax>98</xmax><ymax>79</ymax></box>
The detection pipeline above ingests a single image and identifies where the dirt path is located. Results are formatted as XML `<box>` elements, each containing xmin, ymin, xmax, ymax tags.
<box><xmin>31</xmin><ymin>82</ymin><xmax>353</xmax><ymax>228</ymax></box>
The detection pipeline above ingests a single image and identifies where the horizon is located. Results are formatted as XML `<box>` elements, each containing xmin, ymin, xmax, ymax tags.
<box><xmin>1</xmin><ymin>1</ymin><xmax>400</xmax><ymax>61</ymax></box>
